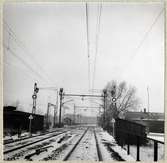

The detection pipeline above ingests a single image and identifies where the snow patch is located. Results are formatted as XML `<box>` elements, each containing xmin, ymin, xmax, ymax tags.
<box><xmin>99</xmin><ymin>130</ymin><xmax>135</xmax><ymax>161</ymax></box>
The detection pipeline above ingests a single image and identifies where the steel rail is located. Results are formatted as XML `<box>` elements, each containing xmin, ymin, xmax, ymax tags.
<box><xmin>63</xmin><ymin>127</ymin><xmax>89</xmax><ymax>161</ymax></box>
<box><xmin>4</xmin><ymin>128</ymin><xmax>64</xmax><ymax>145</ymax></box>
<box><xmin>4</xmin><ymin>130</ymin><xmax>69</xmax><ymax>154</ymax></box>
<box><xmin>4</xmin><ymin>126</ymin><xmax>77</xmax><ymax>145</ymax></box>
<box><xmin>94</xmin><ymin>129</ymin><xmax>103</xmax><ymax>161</ymax></box>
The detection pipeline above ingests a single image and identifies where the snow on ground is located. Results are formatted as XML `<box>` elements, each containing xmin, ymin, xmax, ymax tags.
<box><xmin>97</xmin><ymin>130</ymin><xmax>164</xmax><ymax>161</ymax></box>
<box><xmin>31</xmin><ymin>131</ymin><xmax>76</xmax><ymax>161</ymax></box>
<box><xmin>4</xmin><ymin>129</ymin><xmax>68</xmax><ymax>151</ymax></box>
<box><xmin>41</xmin><ymin>131</ymin><xmax>80</xmax><ymax>160</ymax></box>
<box><xmin>95</xmin><ymin>128</ymin><xmax>114</xmax><ymax>161</ymax></box>
<box><xmin>55</xmin><ymin>129</ymin><xmax>88</xmax><ymax>160</ymax></box>
<box><xmin>3</xmin><ymin>128</ymin><xmax>61</xmax><ymax>143</ymax></box>
<box><xmin>5</xmin><ymin>126</ymin><xmax>164</xmax><ymax>161</ymax></box>
<box><xmin>147</xmin><ymin>133</ymin><xmax>164</xmax><ymax>143</ymax></box>
<box><xmin>4</xmin><ymin>128</ymin><xmax>90</xmax><ymax>161</ymax></box>
<box><xmin>122</xmin><ymin>132</ymin><xmax>164</xmax><ymax>161</ymax></box>
<box><xmin>97</xmin><ymin>128</ymin><xmax>135</xmax><ymax>161</ymax></box>
<box><xmin>67</xmin><ymin>128</ymin><xmax>98</xmax><ymax>161</ymax></box>
<box><xmin>4</xmin><ymin>133</ymin><xmax>55</xmax><ymax>151</ymax></box>
<box><xmin>4</xmin><ymin>131</ymin><xmax>70</xmax><ymax>160</ymax></box>
<box><xmin>124</xmin><ymin>140</ymin><xmax>165</xmax><ymax>161</ymax></box>
<box><xmin>4</xmin><ymin>132</ymin><xmax>39</xmax><ymax>141</ymax></box>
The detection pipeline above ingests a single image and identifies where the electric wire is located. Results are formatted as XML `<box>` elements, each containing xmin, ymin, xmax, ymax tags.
<box><xmin>4</xmin><ymin>61</ymin><xmax>41</xmax><ymax>83</ymax></box>
<box><xmin>121</xmin><ymin>8</ymin><xmax>164</xmax><ymax>75</ymax></box>
<box><xmin>130</xmin><ymin>8</ymin><xmax>164</xmax><ymax>60</ymax></box>
<box><xmin>4</xmin><ymin>43</ymin><xmax>49</xmax><ymax>84</ymax></box>
<box><xmin>86</xmin><ymin>3</ymin><xmax>91</xmax><ymax>92</ymax></box>
<box><xmin>92</xmin><ymin>3</ymin><xmax>102</xmax><ymax>90</ymax></box>
<box><xmin>3</xmin><ymin>20</ymin><xmax>54</xmax><ymax>85</ymax></box>
<box><xmin>4</xmin><ymin>31</ymin><xmax>52</xmax><ymax>84</ymax></box>
<box><xmin>4</xmin><ymin>30</ymin><xmax>52</xmax><ymax>85</ymax></box>
<box><xmin>4</xmin><ymin>49</ymin><xmax>42</xmax><ymax>83</ymax></box>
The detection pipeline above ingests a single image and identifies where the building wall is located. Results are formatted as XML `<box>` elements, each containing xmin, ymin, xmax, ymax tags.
<box><xmin>133</xmin><ymin>120</ymin><xmax>164</xmax><ymax>133</ymax></box>
<box><xmin>3</xmin><ymin>106</ymin><xmax>44</xmax><ymax>135</ymax></box>
<box><xmin>124</xmin><ymin>111</ymin><xmax>164</xmax><ymax>133</ymax></box>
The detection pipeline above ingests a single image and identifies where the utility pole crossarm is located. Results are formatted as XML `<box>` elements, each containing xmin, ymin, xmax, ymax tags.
<box><xmin>64</xmin><ymin>93</ymin><xmax>104</xmax><ymax>98</ymax></box>
<box><xmin>75</xmin><ymin>106</ymin><xmax>102</xmax><ymax>108</ymax></box>
<box><xmin>38</xmin><ymin>87</ymin><xmax>58</xmax><ymax>90</ymax></box>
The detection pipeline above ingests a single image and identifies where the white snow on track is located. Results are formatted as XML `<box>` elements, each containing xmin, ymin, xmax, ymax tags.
<box><xmin>4</xmin><ymin>131</ymin><xmax>70</xmax><ymax>160</ymax></box>
<box><xmin>42</xmin><ymin>129</ymin><xmax>85</xmax><ymax>160</ymax></box>
<box><xmin>97</xmin><ymin>129</ymin><xmax>135</xmax><ymax>161</ymax></box>
<box><xmin>4</xmin><ymin>126</ymin><xmax>141</xmax><ymax>161</ymax></box>
<box><xmin>67</xmin><ymin>128</ymin><xmax>98</xmax><ymax>161</ymax></box>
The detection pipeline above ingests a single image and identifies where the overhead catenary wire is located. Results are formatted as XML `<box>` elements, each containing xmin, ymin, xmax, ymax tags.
<box><xmin>92</xmin><ymin>3</ymin><xmax>102</xmax><ymax>90</ymax></box>
<box><xmin>4</xmin><ymin>48</ymin><xmax>43</xmax><ymax>83</ymax></box>
<box><xmin>4</xmin><ymin>43</ymin><xmax>50</xmax><ymax>85</ymax></box>
<box><xmin>130</xmin><ymin>8</ymin><xmax>164</xmax><ymax>60</ymax></box>
<box><xmin>4</xmin><ymin>61</ymin><xmax>41</xmax><ymax>83</ymax></box>
<box><xmin>85</xmin><ymin>3</ymin><xmax>91</xmax><ymax>92</ymax></box>
<box><xmin>4</xmin><ymin>34</ymin><xmax>52</xmax><ymax>85</ymax></box>
<box><xmin>4</xmin><ymin>26</ymin><xmax>53</xmax><ymax>85</ymax></box>
<box><xmin>3</xmin><ymin>20</ymin><xmax>54</xmax><ymax>85</ymax></box>
<box><xmin>121</xmin><ymin>8</ymin><xmax>164</xmax><ymax>75</ymax></box>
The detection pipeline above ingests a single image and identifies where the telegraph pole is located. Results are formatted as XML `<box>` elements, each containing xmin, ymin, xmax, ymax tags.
<box><xmin>73</xmin><ymin>104</ymin><xmax>76</xmax><ymax>124</ymax></box>
<box><xmin>103</xmin><ymin>89</ymin><xmax>107</xmax><ymax>123</ymax></box>
<box><xmin>59</xmin><ymin>88</ymin><xmax>63</xmax><ymax>126</ymax></box>
<box><xmin>147</xmin><ymin>86</ymin><xmax>150</xmax><ymax>113</ymax></box>
<box><xmin>46</xmin><ymin>103</ymin><xmax>50</xmax><ymax>129</ymax></box>
<box><xmin>54</xmin><ymin>91</ymin><xmax>58</xmax><ymax>127</ymax></box>
<box><xmin>53</xmin><ymin>105</ymin><xmax>57</xmax><ymax>127</ymax></box>
<box><xmin>37</xmin><ymin>87</ymin><xmax>58</xmax><ymax>128</ymax></box>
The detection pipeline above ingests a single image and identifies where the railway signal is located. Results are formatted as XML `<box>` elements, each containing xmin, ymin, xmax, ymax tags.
<box><xmin>111</xmin><ymin>85</ymin><xmax>116</xmax><ymax>98</ymax></box>
<box><xmin>112</xmin><ymin>97</ymin><xmax>116</xmax><ymax>102</ymax></box>
<box><xmin>29</xmin><ymin>83</ymin><xmax>39</xmax><ymax>136</ymax></box>
<box><xmin>32</xmin><ymin>83</ymin><xmax>39</xmax><ymax>114</ymax></box>
<box><xmin>110</xmin><ymin>85</ymin><xmax>117</xmax><ymax>109</ymax></box>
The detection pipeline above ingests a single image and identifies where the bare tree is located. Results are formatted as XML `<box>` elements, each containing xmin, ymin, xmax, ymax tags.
<box><xmin>104</xmin><ymin>80</ymin><xmax>140</xmax><ymax>119</ymax></box>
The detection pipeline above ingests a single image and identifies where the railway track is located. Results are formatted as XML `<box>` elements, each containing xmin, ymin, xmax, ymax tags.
<box><xmin>94</xmin><ymin>129</ymin><xmax>103</xmax><ymax>161</ymax></box>
<box><xmin>4</xmin><ymin>126</ymin><xmax>127</xmax><ymax>161</ymax></box>
<box><xmin>4</xmin><ymin>128</ymin><xmax>69</xmax><ymax>145</ymax></box>
<box><xmin>4</xmin><ymin>130</ymin><xmax>69</xmax><ymax>155</ymax></box>
<box><xmin>63</xmin><ymin>127</ymin><xmax>89</xmax><ymax>161</ymax></box>
<box><xmin>63</xmin><ymin>127</ymin><xmax>103</xmax><ymax>161</ymax></box>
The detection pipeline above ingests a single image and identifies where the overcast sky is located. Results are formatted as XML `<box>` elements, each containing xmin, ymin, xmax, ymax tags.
<box><xmin>3</xmin><ymin>2</ymin><xmax>164</xmax><ymax>116</ymax></box>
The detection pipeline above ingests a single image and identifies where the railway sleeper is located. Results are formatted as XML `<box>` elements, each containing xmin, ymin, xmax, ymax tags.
<box><xmin>25</xmin><ymin>145</ymin><xmax>53</xmax><ymax>160</ymax></box>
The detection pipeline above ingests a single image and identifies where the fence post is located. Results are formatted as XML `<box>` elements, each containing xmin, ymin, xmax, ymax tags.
<box><xmin>127</xmin><ymin>143</ymin><xmax>130</xmax><ymax>155</ymax></box>
<box><xmin>154</xmin><ymin>141</ymin><xmax>158</xmax><ymax>161</ymax></box>
<box><xmin>136</xmin><ymin>136</ymin><xmax>140</xmax><ymax>161</ymax></box>
<box><xmin>127</xmin><ymin>134</ymin><xmax>130</xmax><ymax>155</ymax></box>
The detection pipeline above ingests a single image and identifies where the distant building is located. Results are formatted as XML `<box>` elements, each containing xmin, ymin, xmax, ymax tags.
<box><xmin>124</xmin><ymin>109</ymin><xmax>164</xmax><ymax>133</ymax></box>
<box><xmin>63</xmin><ymin>113</ymin><xmax>97</xmax><ymax>124</ymax></box>
<box><xmin>64</xmin><ymin>117</ymin><xmax>72</xmax><ymax>125</ymax></box>
<box><xmin>3</xmin><ymin>106</ymin><xmax>44</xmax><ymax>136</ymax></box>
